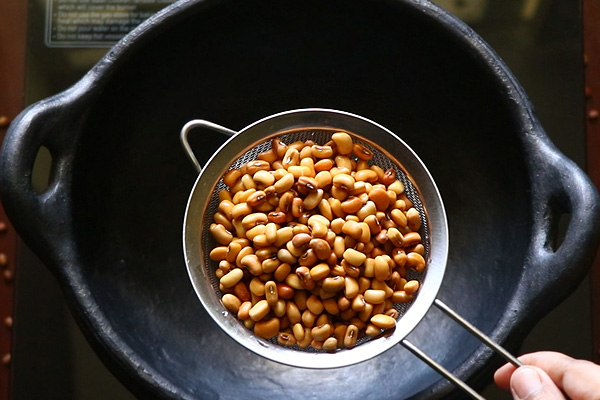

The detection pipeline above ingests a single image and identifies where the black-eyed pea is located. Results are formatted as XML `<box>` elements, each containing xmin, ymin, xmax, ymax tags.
<box><xmin>242</xmin><ymin>212</ymin><xmax>268</xmax><ymax>230</ymax></box>
<box><xmin>272</xmin><ymin>137</ymin><xmax>288</xmax><ymax>158</ymax></box>
<box><xmin>312</xmin><ymin>144</ymin><xmax>334</xmax><ymax>159</ymax></box>
<box><xmin>410</xmin><ymin>243</ymin><xmax>425</xmax><ymax>256</ymax></box>
<box><xmin>213</xmin><ymin>212</ymin><xmax>233</xmax><ymax>232</ymax></box>
<box><xmin>387</xmin><ymin>227</ymin><xmax>404</xmax><ymax>247</ymax></box>
<box><xmin>257</xmin><ymin>148</ymin><xmax>278</xmax><ymax>163</ymax></box>
<box><xmin>332</xmin><ymin>132</ymin><xmax>353</xmax><ymax>155</ymax></box>
<box><xmin>246</xmin><ymin>190</ymin><xmax>268</xmax><ymax>208</ymax></box>
<box><xmin>404</xmin><ymin>280</ymin><xmax>420</xmax><ymax>295</ymax></box>
<box><xmin>344</xmin><ymin>324</ymin><xmax>359</xmax><ymax>348</ymax></box>
<box><xmin>341</xmin><ymin>197</ymin><xmax>362</xmax><ymax>214</ymax></box>
<box><xmin>215</xmin><ymin>268</ymin><xmax>225</xmax><ymax>279</ymax></box>
<box><xmin>406</xmin><ymin>207</ymin><xmax>421</xmax><ymax>231</ymax></box>
<box><xmin>297</xmin><ymin>327</ymin><xmax>313</xmax><ymax>348</ymax></box>
<box><xmin>245</xmin><ymin>160</ymin><xmax>271</xmax><ymax>175</ymax></box>
<box><xmin>330</xmin><ymin>217</ymin><xmax>345</xmax><ymax>234</ymax></box>
<box><xmin>302</xmin><ymin>309</ymin><xmax>317</xmax><ymax>328</ymax></box>
<box><xmin>323</xmin><ymin>297</ymin><xmax>340</xmax><ymax>315</ymax></box>
<box><xmin>231</xmin><ymin>202</ymin><xmax>252</xmax><ymax>220</ymax></box>
<box><xmin>334</xmin><ymin>324</ymin><xmax>347</xmax><ymax>344</ymax></box>
<box><xmin>252</xmin><ymin>234</ymin><xmax>271</xmax><ymax>248</ymax></box>
<box><xmin>273</xmin><ymin>299</ymin><xmax>286</xmax><ymax>317</ymax></box>
<box><xmin>332</xmin><ymin>173</ymin><xmax>355</xmax><ymax>191</ymax></box>
<box><xmin>341</xmin><ymin>259</ymin><xmax>361</xmax><ymax>278</ymax></box>
<box><xmin>392</xmin><ymin>248</ymin><xmax>408</xmax><ymax>268</ymax></box>
<box><xmin>254</xmin><ymin>317</ymin><xmax>280</xmax><ymax>339</ymax></box>
<box><xmin>341</xmin><ymin>220</ymin><xmax>361</xmax><ymax>241</ymax></box>
<box><xmin>371</xmin><ymin>314</ymin><xmax>396</xmax><ymax>329</ymax></box>
<box><xmin>358</xmin><ymin>303</ymin><xmax>374</xmax><ymax>322</ymax></box>
<box><xmin>310</xmin><ymin>238</ymin><xmax>331</xmax><ymax>260</ymax></box>
<box><xmin>220</xmin><ymin>268</ymin><xmax>244</xmax><ymax>289</ymax></box>
<box><xmin>351</xmin><ymin>294</ymin><xmax>366</xmax><ymax>312</ymax></box>
<box><xmin>363</xmin><ymin>258</ymin><xmax>375</xmax><ymax>278</ymax></box>
<box><xmin>315</xmin><ymin>170</ymin><xmax>333</xmax><ymax>189</ymax></box>
<box><xmin>363</xmin><ymin>289</ymin><xmax>386</xmax><ymax>304</ymax></box>
<box><xmin>343</xmin><ymin>248</ymin><xmax>367</xmax><ymax>267</ymax></box>
<box><xmin>292</xmin><ymin>322</ymin><xmax>305</xmax><ymax>342</ymax></box>
<box><xmin>364</xmin><ymin>323</ymin><xmax>382</xmax><ymax>337</ymax></box>
<box><xmin>291</xmin><ymin>232</ymin><xmax>311</xmax><ymax>249</ymax></box>
<box><xmin>273</xmin><ymin>262</ymin><xmax>292</xmax><ymax>282</ymax></box>
<box><xmin>249</xmin><ymin>300</ymin><xmax>271</xmax><ymax>321</ymax></box>
<box><xmin>285</xmin><ymin>273</ymin><xmax>304</xmax><ymax>290</ymax></box>
<box><xmin>355</xmin><ymin>169</ymin><xmax>379</xmax><ymax>183</ymax></box>
<box><xmin>274</xmin><ymin>226</ymin><xmax>293</xmax><ymax>247</ymax></box>
<box><xmin>368</xmin><ymin>187</ymin><xmax>391</xmax><ymax>211</ymax></box>
<box><xmin>277</xmin><ymin>331</ymin><xmax>297</xmax><ymax>346</ymax></box>
<box><xmin>282</xmin><ymin>148</ymin><xmax>300</xmax><ymax>169</ymax></box>
<box><xmin>340</xmin><ymin>307</ymin><xmax>358</xmax><ymax>321</ymax></box>
<box><xmin>277</xmin><ymin>248</ymin><xmax>297</xmax><ymax>264</ymax></box>
<box><xmin>286</xmin><ymin>241</ymin><xmax>303</xmax><ymax>258</ymax></box>
<box><xmin>309</xmin><ymin>263</ymin><xmax>330</xmax><ymax>281</ymax></box>
<box><xmin>241</xmin><ymin>254</ymin><xmax>263</xmax><ymax>276</ymax></box>
<box><xmin>268</xmin><ymin>211</ymin><xmax>287</xmax><ymax>224</ymax></box>
<box><xmin>241</xmin><ymin>174</ymin><xmax>256</xmax><ymax>190</ymax></box>
<box><xmin>291</xmin><ymin>197</ymin><xmax>304</xmax><ymax>218</ymax></box>
<box><xmin>297</xmin><ymin>176</ymin><xmax>319</xmax><ymax>193</ymax></box>
<box><xmin>328</xmin><ymin>199</ymin><xmax>345</xmax><ymax>220</ymax></box>
<box><xmin>402</xmin><ymin>232</ymin><xmax>422</xmax><ymax>248</ymax></box>
<box><xmin>244</xmin><ymin>319</ymin><xmax>255</xmax><ymax>330</ymax></box>
<box><xmin>264</xmin><ymin>281</ymin><xmax>279</xmax><ymax>306</ymax></box>
<box><xmin>238</xmin><ymin>301</ymin><xmax>252</xmax><ymax>320</ymax></box>
<box><xmin>322</xmin><ymin>276</ymin><xmax>345</xmax><ymax>293</ymax></box>
<box><xmin>298</xmin><ymin>249</ymin><xmax>318</xmax><ymax>268</ymax></box>
<box><xmin>323</xmin><ymin>337</ymin><xmax>338</xmax><ymax>351</ymax></box>
<box><xmin>288</xmin><ymin>166</ymin><xmax>314</xmax><ymax>178</ymax></box>
<box><xmin>352</xmin><ymin>143</ymin><xmax>373</xmax><ymax>160</ymax></box>
<box><xmin>233</xmin><ymin>281</ymin><xmax>251</xmax><ymax>302</ymax></box>
<box><xmin>286</xmin><ymin>302</ymin><xmax>302</xmax><ymax>325</ymax></box>
<box><xmin>330</xmin><ymin>264</ymin><xmax>346</xmax><ymax>277</ymax></box>
<box><xmin>225</xmin><ymin>242</ymin><xmax>242</xmax><ymax>263</ymax></box>
<box><xmin>306</xmin><ymin>295</ymin><xmax>324</xmax><ymax>315</ymax></box>
<box><xmin>295</xmin><ymin>266</ymin><xmax>315</xmax><ymax>290</ymax></box>
<box><xmin>313</xmin><ymin>158</ymin><xmax>333</xmax><ymax>172</ymax></box>
<box><xmin>303</xmin><ymin>189</ymin><xmax>323</xmax><ymax>210</ymax></box>
<box><xmin>390</xmin><ymin>209</ymin><xmax>408</xmax><ymax>228</ymax></box>
<box><xmin>388</xmin><ymin>180</ymin><xmax>405</xmax><ymax>194</ymax></box>
<box><xmin>358</xmin><ymin>222</ymin><xmax>371</xmax><ymax>243</ymax></box>
<box><xmin>299</xmin><ymin>145</ymin><xmax>313</xmax><ymax>160</ymax></box>
<box><xmin>392</xmin><ymin>290</ymin><xmax>413</xmax><ymax>303</ymax></box>
<box><xmin>371</xmin><ymin>280</ymin><xmax>393</xmax><ymax>298</ymax></box>
<box><xmin>209</xmin><ymin>246</ymin><xmax>228</xmax><ymax>261</ymax></box>
<box><xmin>300</xmin><ymin>157</ymin><xmax>315</xmax><ymax>175</ymax></box>
<box><xmin>222</xmin><ymin>294</ymin><xmax>242</xmax><ymax>314</ymax></box>
<box><xmin>274</xmin><ymin>172</ymin><xmax>295</xmax><ymax>193</ymax></box>
<box><xmin>249</xmin><ymin>277</ymin><xmax>266</xmax><ymax>297</ymax></box>
<box><xmin>311</xmin><ymin>324</ymin><xmax>333</xmax><ymax>342</ymax></box>
<box><xmin>209</xmin><ymin>223</ymin><xmax>233</xmax><ymax>245</ymax></box>
<box><xmin>373</xmin><ymin>255</ymin><xmax>390</xmax><ymax>281</ymax></box>
<box><xmin>223</xmin><ymin>168</ymin><xmax>243</xmax><ymax>187</ymax></box>
<box><xmin>344</xmin><ymin>276</ymin><xmax>359</xmax><ymax>299</ymax></box>
<box><xmin>406</xmin><ymin>252</ymin><xmax>426</xmax><ymax>271</ymax></box>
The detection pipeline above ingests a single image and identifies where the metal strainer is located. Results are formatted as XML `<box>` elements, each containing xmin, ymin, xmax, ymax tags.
<box><xmin>181</xmin><ymin>109</ymin><xmax>521</xmax><ymax>400</ymax></box>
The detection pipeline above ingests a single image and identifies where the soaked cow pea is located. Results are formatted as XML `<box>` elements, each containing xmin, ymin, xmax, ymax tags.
<box><xmin>208</xmin><ymin>131</ymin><xmax>426</xmax><ymax>351</ymax></box>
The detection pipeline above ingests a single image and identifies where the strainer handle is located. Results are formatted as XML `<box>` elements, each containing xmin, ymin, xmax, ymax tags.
<box><xmin>180</xmin><ymin>119</ymin><xmax>237</xmax><ymax>173</ymax></box>
<box><xmin>402</xmin><ymin>299</ymin><xmax>522</xmax><ymax>400</ymax></box>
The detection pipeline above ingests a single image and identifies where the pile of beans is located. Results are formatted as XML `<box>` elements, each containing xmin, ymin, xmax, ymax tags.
<box><xmin>208</xmin><ymin>131</ymin><xmax>426</xmax><ymax>351</ymax></box>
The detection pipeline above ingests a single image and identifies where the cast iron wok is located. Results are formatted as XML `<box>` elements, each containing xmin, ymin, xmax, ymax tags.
<box><xmin>1</xmin><ymin>0</ymin><xmax>599</xmax><ymax>399</ymax></box>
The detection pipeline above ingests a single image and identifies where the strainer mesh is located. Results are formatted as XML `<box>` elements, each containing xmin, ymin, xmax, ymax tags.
<box><xmin>200</xmin><ymin>129</ymin><xmax>429</xmax><ymax>351</ymax></box>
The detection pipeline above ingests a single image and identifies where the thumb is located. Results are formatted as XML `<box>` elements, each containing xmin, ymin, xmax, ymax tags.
<box><xmin>510</xmin><ymin>366</ymin><xmax>566</xmax><ymax>400</ymax></box>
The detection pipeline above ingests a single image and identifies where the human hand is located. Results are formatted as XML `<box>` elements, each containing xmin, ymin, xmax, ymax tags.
<box><xmin>494</xmin><ymin>351</ymin><xmax>600</xmax><ymax>400</ymax></box>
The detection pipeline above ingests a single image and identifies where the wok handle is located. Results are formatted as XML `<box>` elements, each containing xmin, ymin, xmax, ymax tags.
<box><xmin>180</xmin><ymin>119</ymin><xmax>236</xmax><ymax>173</ymax></box>
<box><xmin>402</xmin><ymin>299</ymin><xmax>522</xmax><ymax>400</ymax></box>
<box><xmin>0</xmin><ymin>95</ymin><xmax>80</xmax><ymax>271</ymax></box>
<box><xmin>521</xmin><ymin>129</ymin><xmax>600</xmax><ymax>315</ymax></box>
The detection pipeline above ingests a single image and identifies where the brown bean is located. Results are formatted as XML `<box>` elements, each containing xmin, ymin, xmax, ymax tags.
<box><xmin>254</xmin><ymin>317</ymin><xmax>280</xmax><ymax>339</ymax></box>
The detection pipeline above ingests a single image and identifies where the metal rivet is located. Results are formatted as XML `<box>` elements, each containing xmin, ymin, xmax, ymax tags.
<box><xmin>1</xmin><ymin>353</ymin><xmax>10</xmax><ymax>366</ymax></box>
<box><xmin>588</xmin><ymin>109</ymin><xmax>599</xmax><ymax>120</ymax></box>
<box><xmin>0</xmin><ymin>116</ymin><xmax>9</xmax><ymax>128</ymax></box>
<box><xmin>3</xmin><ymin>316</ymin><xmax>12</xmax><ymax>329</ymax></box>
<box><xmin>0</xmin><ymin>253</ymin><xmax>7</xmax><ymax>268</ymax></box>
<box><xmin>0</xmin><ymin>221</ymin><xmax>7</xmax><ymax>233</ymax></box>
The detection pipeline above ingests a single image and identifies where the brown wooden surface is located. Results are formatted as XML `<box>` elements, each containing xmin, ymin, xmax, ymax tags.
<box><xmin>0</xmin><ymin>0</ymin><xmax>27</xmax><ymax>397</ymax></box>
<box><xmin>583</xmin><ymin>0</ymin><xmax>600</xmax><ymax>364</ymax></box>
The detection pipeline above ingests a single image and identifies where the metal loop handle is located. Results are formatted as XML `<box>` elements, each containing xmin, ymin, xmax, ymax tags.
<box><xmin>402</xmin><ymin>299</ymin><xmax>522</xmax><ymax>400</ymax></box>
<box><xmin>180</xmin><ymin>119</ymin><xmax>237</xmax><ymax>173</ymax></box>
